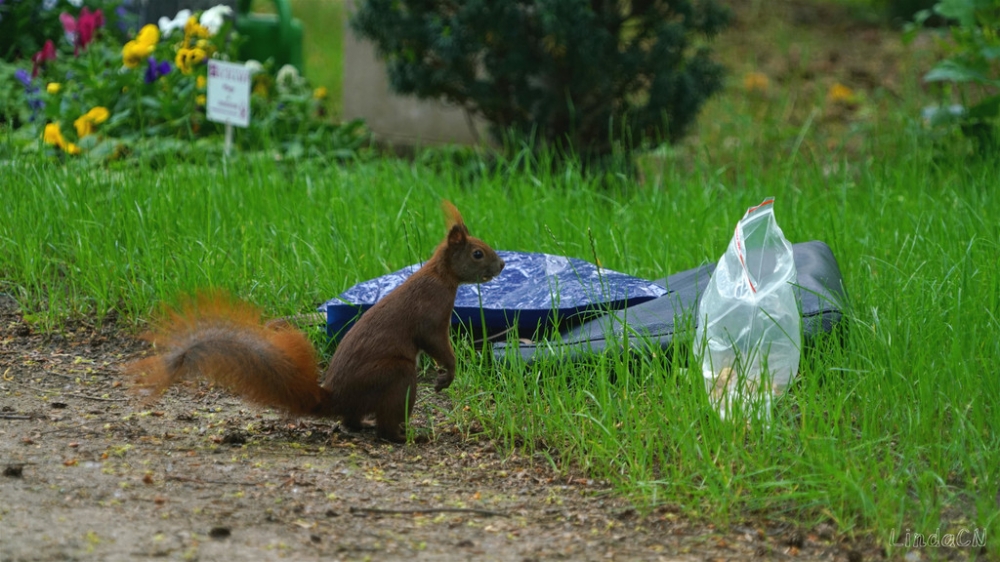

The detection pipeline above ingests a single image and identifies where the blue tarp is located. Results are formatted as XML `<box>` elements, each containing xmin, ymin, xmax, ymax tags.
<box><xmin>321</xmin><ymin>250</ymin><xmax>668</xmax><ymax>339</ymax></box>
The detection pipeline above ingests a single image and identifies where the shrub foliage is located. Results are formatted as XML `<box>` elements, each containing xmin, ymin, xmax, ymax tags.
<box><xmin>351</xmin><ymin>0</ymin><xmax>730</xmax><ymax>161</ymax></box>
<box><xmin>910</xmin><ymin>0</ymin><xmax>1000</xmax><ymax>155</ymax></box>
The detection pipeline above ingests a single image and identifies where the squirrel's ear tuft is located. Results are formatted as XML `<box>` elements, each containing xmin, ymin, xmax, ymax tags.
<box><xmin>442</xmin><ymin>200</ymin><xmax>465</xmax><ymax>229</ymax></box>
<box><xmin>442</xmin><ymin>200</ymin><xmax>469</xmax><ymax>242</ymax></box>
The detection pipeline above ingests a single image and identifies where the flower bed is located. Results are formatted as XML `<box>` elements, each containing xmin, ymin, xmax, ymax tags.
<box><xmin>1</xmin><ymin>1</ymin><xmax>365</xmax><ymax>161</ymax></box>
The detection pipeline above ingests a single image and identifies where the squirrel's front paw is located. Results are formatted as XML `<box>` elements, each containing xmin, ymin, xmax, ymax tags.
<box><xmin>434</xmin><ymin>369</ymin><xmax>454</xmax><ymax>392</ymax></box>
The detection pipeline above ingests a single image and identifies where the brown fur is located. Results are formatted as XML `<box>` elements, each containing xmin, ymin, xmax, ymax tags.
<box><xmin>126</xmin><ymin>201</ymin><xmax>504</xmax><ymax>442</ymax></box>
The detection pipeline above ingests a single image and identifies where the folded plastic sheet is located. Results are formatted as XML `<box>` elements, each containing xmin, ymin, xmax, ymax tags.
<box><xmin>491</xmin><ymin>240</ymin><xmax>848</xmax><ymax>365</ymax></box>
<box><xmin>321</xmin><ymin>250</ymin><xmax>669</xmax><ymax>339</ymax></box>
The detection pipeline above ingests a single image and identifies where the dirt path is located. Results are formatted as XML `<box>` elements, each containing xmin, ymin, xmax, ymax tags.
<box><xmin>0</xmin><ymin>295</ymin><xmax>876</xmax><ymax>561</ymax></box>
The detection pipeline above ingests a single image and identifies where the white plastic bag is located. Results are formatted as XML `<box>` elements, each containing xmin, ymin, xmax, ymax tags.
<box><xmin>695</xmin><ymin>198</ymin><xmax>800</xmax><ymax>421</ymax></box>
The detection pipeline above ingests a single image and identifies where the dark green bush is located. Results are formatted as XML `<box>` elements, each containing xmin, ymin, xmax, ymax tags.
<box><xmin>908</xmin><ymin>0</ymin><xmax>1000</xmax><ymax>156</ymax></box>
<box><xmin>881</xmin><ymin>0</ymin><xmax>938</xmax><ymax>25</ymax></box>
<box><xmin>351</xmin><ymin>0</ymin><xmax>730</xmax><ymax>164</ymax></box>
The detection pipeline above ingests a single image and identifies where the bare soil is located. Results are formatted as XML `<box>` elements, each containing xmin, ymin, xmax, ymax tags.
<box><xmin>0</xmin><ymin>292</ymin><xmax>887</xmax><ymax>562</ymax></box>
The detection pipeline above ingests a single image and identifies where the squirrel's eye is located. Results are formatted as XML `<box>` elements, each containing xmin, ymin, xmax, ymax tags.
<box><xmin>473</xmin><ymin>249</ymin><xmax>484</xmax><ymax>260</ymax></box>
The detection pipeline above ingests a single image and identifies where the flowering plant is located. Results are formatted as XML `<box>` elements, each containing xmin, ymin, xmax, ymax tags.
<box><xmin>4</xmin><ymin>4</ymin><xmax>365</xmax><ymax>161</ymax></box>
<box><xmin>0</xmin><ymin>0</ymin><xmax>129</xmax><ymax>61</ymax></box>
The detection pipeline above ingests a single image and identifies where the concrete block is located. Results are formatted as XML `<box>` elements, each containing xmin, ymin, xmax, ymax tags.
<box><xmin>341</xmin><ymin>0</ymin><xmax>492</xmax><ymax>147</ymax></box>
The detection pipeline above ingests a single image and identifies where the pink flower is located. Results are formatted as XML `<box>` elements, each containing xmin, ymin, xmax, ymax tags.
<box><xmin>60</xmin><ymin>12</ymin><xmax>78</xmax><ymax>44</ymax></box>
<box><xmin>60</xmin><ymin>8</ymin><xmax>104</xmax><ymax>54</ymax></box>
<box><xmin>77</xmin><ymin>8</ymin><xmax>104</xmax><ymax>49</ymax></box>
<box><xmin>31</xmin><ymin>40</ymin><xmax>57</xmax><ymax>78</ymax></box>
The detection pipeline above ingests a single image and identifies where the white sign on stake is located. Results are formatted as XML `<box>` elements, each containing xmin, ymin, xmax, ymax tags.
<box><xmin>206</xmin><ymin>59</ymin><xmax>251</xmax><ymax>155</ymax></box>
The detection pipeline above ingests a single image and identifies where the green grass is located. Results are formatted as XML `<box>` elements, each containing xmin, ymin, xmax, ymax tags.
<box><xmin>2</xmin><ymin>132</ymin><xmax>998</xmax><ymax>553</ymax></box>
<box><xmin>289</xmin><ymin>0</ymin><xmax>345</xmax><ymax>116</ymax></box>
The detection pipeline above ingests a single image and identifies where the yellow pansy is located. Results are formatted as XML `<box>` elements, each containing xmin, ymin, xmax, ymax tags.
<box><xmin>46</xmin><ymin>82</ymin><xmax>62</xmax><ymax>94</ymax></box>
<box><xmin>84</xmin><ymin>107</ymin><xmax>109</xmax><ymax>124</ymax></box>
<box><xmin>175</xmin><ymin>47</ymin><xmax>207</xmax><ymax>74</ymax></box>
<box><xmin>313</xmin><ymin>87</ymin><xmax>328</xmax><ymax>100</ymax></box>
<box><xmin>136</xmin><ymin>24</ymin><xmax>160</xmax><ymax>46</ymax></box>
<box><xmin>74</xmin><ymin>117</ymin><xmax>95</xmax><ymax>138</ymax></box>
<box><xmin>122</xmin><ymin>24</ymin><xmax>160</xmax><ymax>68</ymax></box>
<box><xmin>196</xmin><ymin>75</ymin><xmax>207</xmax><ymax>89</ymax></box>
<box><xmin>43</xmin><ymin>123</ymin><xmax>64</xmax><ymax>146</ymax></box>
<box><xmin>42</xmin><ymin>123</ymin><xmax>81</xmax><ymax>155</ymax></box>
<box><xmin>184</xmin><ymin>16</ymin><xmax>210</xmax><ymax>44</ymax></box>
<box><xmin>195</xmin><ymin>39</ymin><xmax>216</xmax><ymax>56</ymax></box>
<box><xmin>122</xmin><ymin>41</ymin><xmax>152</xmax><ymax>68</ymax></box>
<box><xmin>74</xmin><ymin>106</ymin><xmax>110</xmax><ymax>138</ymax></box>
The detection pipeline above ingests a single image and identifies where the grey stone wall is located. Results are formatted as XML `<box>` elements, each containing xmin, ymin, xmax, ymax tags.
<box><xmin>341</xmin><ymin>0</ymin><xmax>492</xmax><ymax>147</ymax></box>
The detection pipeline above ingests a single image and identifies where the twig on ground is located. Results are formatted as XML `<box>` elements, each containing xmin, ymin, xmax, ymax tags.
<box><xmin>349</xmin><ymin>506</ymin><xmax>508</xmax><ymax>518</ymax></box>
<box><xmin>23</xmin><ymin>384</ymin><xmax>126</xmax><ymax>402</ymax></box>
<box><xmin>166</xmin><ymin>475</ymin><xmax>263</xmax><ymax>486</ymax></box>
<box><xmin>62</xmin><ymin>392</ymin><xmax>126</xmax><ymax>402</ymax></box>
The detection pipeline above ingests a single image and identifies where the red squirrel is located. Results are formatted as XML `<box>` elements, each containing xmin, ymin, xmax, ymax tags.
<box><xmin>127</xmin><ymin>201</ymin><xmax>505</xmax><ymax>442</ymax></box>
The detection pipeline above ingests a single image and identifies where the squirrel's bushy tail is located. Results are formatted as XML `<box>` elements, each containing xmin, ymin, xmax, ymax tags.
<box><xmin>126</xmin><ymin>292</ymin><xmax>328</xmax><ymax>416</ymax></box>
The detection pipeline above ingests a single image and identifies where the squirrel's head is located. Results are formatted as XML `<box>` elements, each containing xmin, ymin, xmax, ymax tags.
<box><xmin>441</xmin><ymin>200</ymin><xmax>505</xmax><ymax>284</ymax></box>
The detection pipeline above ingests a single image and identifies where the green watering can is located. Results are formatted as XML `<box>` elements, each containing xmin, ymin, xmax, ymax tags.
<box><xmin>235</xmin><ymin>0</ymin><xmax>304</xmax><ymax>71</ymax></box>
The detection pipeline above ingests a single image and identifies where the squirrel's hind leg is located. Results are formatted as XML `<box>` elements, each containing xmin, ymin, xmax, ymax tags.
<box><xmin>339</xmin><ymin>416</ymin><xmax>365</xmax><ymax>432</ymax></box>
<box><xmin>375</xmin><ymin>371</ymin><xmax>417</xmax><ymax>442</ymax></box>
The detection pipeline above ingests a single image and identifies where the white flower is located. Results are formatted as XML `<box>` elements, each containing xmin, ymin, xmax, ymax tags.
<box><xmin>275</xmin><ymin>64</ymin><xmax>304</xmax><ymax>93</ymax></box>
<box><xmin>158</xmin><ymin>9</ymin><xmax>191</xmax><ymax>38</ymax></box>
<box><xmin>200</xmin><ymin>5</ymin><xmax>233</xmax><ymax>35</ymax></box>
<box><xmin>244</xmin><ymin>60</ymin><xmax>264</xmax><ymax>76</ymax></box>
<box><xmin>67</xmin><ymin>0</ymin><xmax>84</xmax><ymax>7</ymax></box>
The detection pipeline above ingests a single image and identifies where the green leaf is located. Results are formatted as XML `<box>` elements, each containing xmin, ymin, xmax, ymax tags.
<box><xmin>934</xmin><ymin>0</ymin><xmax>978</xmax><ymax>27</ymax></box>
<box><xmin>284</xmin><ymin>141</ymin><xmax>305</xmax><ymax>159</ymax></box>
<box><xmin>140</xmin><ymin>96</ymin><xmax>162</xmax><ymax>110</ymax></box>
<box><xmin>924</xmin><ymin>60</ymin><xmax>989</xmax><ymax>83</ymax></box>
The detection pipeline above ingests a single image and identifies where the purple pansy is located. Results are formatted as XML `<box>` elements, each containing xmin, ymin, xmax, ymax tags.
<box><xmin>14</xmin><ymin>69</ymin><xmax>45</xmax><ymax>120</ymax></box>
<box><xmin>144</xmin><ymin>56</ymin><xmax>172</xmax><ymax>84</ymax></box>
<box><xmin>15</xmin><ymin>69</ymin><xmax>32</xmax><ymax>88</ymax></box>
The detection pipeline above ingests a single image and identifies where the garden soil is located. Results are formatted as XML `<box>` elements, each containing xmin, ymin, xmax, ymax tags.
<box><xmin>0</xmin><ymin>299</ymin><xmax>878</xmax><ymax>562</ymax></box>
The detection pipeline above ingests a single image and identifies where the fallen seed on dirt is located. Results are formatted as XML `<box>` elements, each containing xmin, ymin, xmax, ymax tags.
<box><xmin>209</xmin><ymin>527</ymin><xmax>231</xmax><ymax>539</ymax></box>
<box><xmin>51</xmin><ymin>402</ymin><xmax>68</xmax><ymax>409</ymax></box>
<box><xmin>4</xmin><ymin>465</ymin><xmax>24</xmax><ymax>478</ymax></box>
